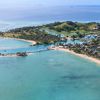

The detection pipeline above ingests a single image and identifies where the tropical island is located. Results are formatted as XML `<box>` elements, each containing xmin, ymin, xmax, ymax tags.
<box><xmin>0</xmin><ymin>21</ymin><xmax>100</xmax><ymax>64</ymax></box>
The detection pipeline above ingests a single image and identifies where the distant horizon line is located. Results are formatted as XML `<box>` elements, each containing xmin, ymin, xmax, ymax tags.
<box><xmin>56</xmin><ymin>5</ymin><xmax>100</xmax><ymax>7</ymax></box>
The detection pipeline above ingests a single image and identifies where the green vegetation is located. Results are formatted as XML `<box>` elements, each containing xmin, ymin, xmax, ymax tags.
<box><xmin>41</xmin><ymin>21</ymin><xmax>100</xmax><ymax>59</ymax></box>
<box><xmin>0</xmin><ymin>26</ymin><xmax>60</xmax><ymax>44</ymax></box>
<box><xmin>1</xmin><ymin>21</ymin><xmax>100</xmax><ymax>42</ymax></box>
<box><xmin>44</xmin><ymin>21</ymin><xmax>100</xmax><ymax>37</ymax></box>
<box><xmin>0</xmin><ymin>21</ymin><xmax>99</xmax><ymax>59</ymax></box>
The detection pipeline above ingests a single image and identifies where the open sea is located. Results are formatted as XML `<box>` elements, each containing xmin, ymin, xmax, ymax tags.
<box><xmin>0</xmin><ymin>6</ymin><xmax>100</xmax><ymax>31</ymax></box>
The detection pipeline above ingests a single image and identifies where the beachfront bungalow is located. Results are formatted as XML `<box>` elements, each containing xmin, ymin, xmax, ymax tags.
<box><xmin>84</xmin><ymin>35</ymin><xmax>97</xmax><ymax>40</ymax></box>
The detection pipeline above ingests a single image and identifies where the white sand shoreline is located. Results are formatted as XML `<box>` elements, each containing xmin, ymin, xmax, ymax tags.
<box><xmin>15</xmin><ymin>38</ymin><xmax>37</xmax><ymax>45</ymax></box>
<box><xmin>0</xmin><ymin>37</ymin><xmax>37</xmax><ymax>45</ymax></box>
<box><xmin>0</xmin><ymin>37</ymin><xmax>36</xmax><ymax>57</ymax></box>
<box><xmin>0</xmin><ymin>37</ymin><xmax>100</xmax><ymax>64</ymax></box>
<box><xmin>52</xmin><ymin>47</ymin><xmax>100</xmax><ymax>65</ymax></box>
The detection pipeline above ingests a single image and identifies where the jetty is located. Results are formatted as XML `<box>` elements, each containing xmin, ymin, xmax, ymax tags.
<box><xmin>0</xmin><ymin>46</ymin><xmax>53</xmax><ymax>57</ymax></box>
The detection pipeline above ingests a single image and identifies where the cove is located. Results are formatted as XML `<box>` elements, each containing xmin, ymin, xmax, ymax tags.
<box><xmin>0</xmin><ymin>39</ymin><xmax>100</xmax><ymax>100</ymax></box>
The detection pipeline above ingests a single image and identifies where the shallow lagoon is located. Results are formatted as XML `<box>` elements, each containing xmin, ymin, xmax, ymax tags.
<box><xmin>0</xmin><ymin>39</ymin><xmax>100</xmax><ymax>100</ymax></box>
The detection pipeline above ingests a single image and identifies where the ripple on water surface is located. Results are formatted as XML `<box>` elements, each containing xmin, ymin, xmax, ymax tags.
<box><xmin>0</xmin><ymin>39</ymin><xmax>100</xmax><ymax>100</ymax></box>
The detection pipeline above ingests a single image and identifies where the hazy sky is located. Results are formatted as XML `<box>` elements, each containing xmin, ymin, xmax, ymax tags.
<box><xmin>0</xmin><ymin>0</ymin><xmax>100</xmax><ymax>9</ymax></box>
<box><xmin>0</xmin><ymin>0</ymin><xmax>100</xmax><ymax>22</ymax></box>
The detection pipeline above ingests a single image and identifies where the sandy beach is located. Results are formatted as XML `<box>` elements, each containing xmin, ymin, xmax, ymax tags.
<box><xmin>15</xmin><ymin>38</ymin><xmax>37</xmax><ymax>45</ymax></box>
<box><xmin>52</xmin><ymin>46</ymin><xmax>100</xmax><ymax>65</ymax></box>
<box><xmin>0</xmin><ymin>37</ymin><xmax>36</xmax><ymax>57</ymax></box>
<box><xmin>0</xmin><ymin>37</ymin><xmax>37</xmax><ymax>45</ymax></box>
<box><xmin>0</xmin><ymin>37</ymin><xmax>99</xmax><ymax>64</ymax></box>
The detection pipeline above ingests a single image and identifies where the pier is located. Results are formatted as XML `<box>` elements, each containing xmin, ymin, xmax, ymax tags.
<box><xmin>0</xmin><ymin>46</ymin><xmax>53</xmax><ymax>57</ymax></box>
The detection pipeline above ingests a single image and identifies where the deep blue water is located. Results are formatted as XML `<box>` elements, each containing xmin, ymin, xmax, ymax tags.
<box><xmin>0</xmin><ymin>6</ymin><xmax>100</xmax><ymax>31</ymax></box>
<box><xmin>0</xmin><ymin>39</ymin><xmax>100</xmax><ymax>100</ymax></box>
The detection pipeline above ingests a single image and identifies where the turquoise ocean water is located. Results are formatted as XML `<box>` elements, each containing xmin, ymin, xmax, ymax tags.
<box><xmin>0</xmin><ymin>5</ymin><xmax>100</xmax><ymax>100</ymax></box>
<box><xmin>0</xmin><ymin>39</ymin><xmax>100</xmax><ymax>100</ymax></box>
